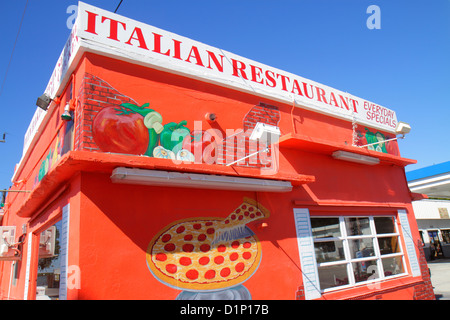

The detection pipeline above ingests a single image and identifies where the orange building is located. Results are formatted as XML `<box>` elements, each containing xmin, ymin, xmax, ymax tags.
<box><xmin>0</xmin><ymin>2</ymin><xmax>434</xmax><ymax>300</ymax></box>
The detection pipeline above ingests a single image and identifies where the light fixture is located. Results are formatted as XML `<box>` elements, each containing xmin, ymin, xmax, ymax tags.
<box><xmin>395</xmin><ymin>121</ymin><xmax>411</xmax><ymax>135</ymax></box>
<box><xmin>249</xmin><ymin>122</ymin><xmax>281</xmax><ymax>145</ymax></box>
<box><xmin>226</xmin><ymin>122</ymin><xmax>281</xmax><ymax>167</ymax></box>
<box><xmin>332</xmin><ymin>150</ymin><xmax>380</xmax><ymax>165</ymax></box>
<box><xmin>61</xmin><ymin>103</ymin><xmax>72</xmax><ymax>121</ymax></box>
<box><xmin>36</xmin><ymin>94</ymin><xmax>52</xmax><ymax>111</ymax></box>
<box><xmin>111</xmin><ymin>167</ymin><xmax>293</xmax><ymax>192</ymax></box>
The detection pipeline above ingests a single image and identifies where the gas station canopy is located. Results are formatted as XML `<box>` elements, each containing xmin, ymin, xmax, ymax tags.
<box><xmin>407</xmin><ymin>161</ymin><xmax>450</xmax><ymax>198</ymax></box>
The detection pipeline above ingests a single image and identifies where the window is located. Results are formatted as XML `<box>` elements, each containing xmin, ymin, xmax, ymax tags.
<box><xmin>311</xmin><ymin>216</ymin><xmax>406</xmax><ymax>291</ymax></box>
<box><xmin>36</xmin><ymin>221</ymin><xmax>61</xmax><ymax>300</ymax></box>
<box><xmin>442</xmin><ymin>230</ymin><xmax>450</xmax><ymax>245</ymax></box>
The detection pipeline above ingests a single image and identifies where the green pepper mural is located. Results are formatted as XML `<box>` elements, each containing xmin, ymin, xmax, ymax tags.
<box><xmin>160</xmin><ymin>120</ymin><xmax>190</xmax><ymax>154</ymax></box>
<box><xmin>364</xmin><ymin>129</ymin><xmax>387</xmax><ymax>153</ymax></box>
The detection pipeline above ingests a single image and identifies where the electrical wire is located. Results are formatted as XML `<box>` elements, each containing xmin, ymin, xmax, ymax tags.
<box><xmin>114</xmin><ymin>0</ymin><xmax>124</xmax><ymax>13</ymax></box>
<box><xmin>0</xmin><ymin>0</ymin><xmax>29</xmax><ymax>99</ymax></box>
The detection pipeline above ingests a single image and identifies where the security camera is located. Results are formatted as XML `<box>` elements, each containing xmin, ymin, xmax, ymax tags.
<box><xmin>395</xmin><ymin>122</ymin><xmax>411</xmax><ymax>135</ymax></box>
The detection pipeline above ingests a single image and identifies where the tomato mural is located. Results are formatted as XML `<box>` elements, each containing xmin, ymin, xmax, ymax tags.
<box><xmin>92</xmin><ymin>104</ymin><xmax>151</xmax><ymax>155</ymax></box>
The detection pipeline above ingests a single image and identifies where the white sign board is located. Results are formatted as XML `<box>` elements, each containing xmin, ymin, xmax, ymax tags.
<box><xmin>74</xmin><ymin>1</ymin><xmax>397</xmax><ymax>133</ymax></box>
<box><xmin>44</xmin><ymin>21</ymin><xmax>81</xmax><ymax>99</ymax></box>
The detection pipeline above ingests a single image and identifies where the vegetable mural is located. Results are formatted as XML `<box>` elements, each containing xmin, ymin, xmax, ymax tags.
<box><xmin>354</xmin><ymin>127</ymin><xmax>399</xmax><ymax>156</ymax></box>
<box><xmin>93</xmin><ymin>103</ymin><xmax>153</xmax><ymax>155</ymax></box>
<box><xmin>92</xmin><ymin>102</ymin><xmax>215</xmax><ymax>161</ymax></box>
<box><xmin>160</xmin><ymin>121</ymin><xmax>190</xmax><ymax>153</ymax></box>
<box><xmin>36</xmin><ymin>134</ymin><xmax>64</xmax><ymax>184</ymax></box>
<box><xmin>34</xmin><ymin>120</ymin><xmax>73</xmax><ymax>186</ymax></box>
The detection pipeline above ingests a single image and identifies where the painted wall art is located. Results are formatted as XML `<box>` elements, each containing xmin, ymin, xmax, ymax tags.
<box><xmin>34</xmin><ymin>121</ymin><xmax>73</xmax><ymax>186</ymax></box>
<box><xmin>354</xmin><ymin>127</ymin><xmax>399</xmax><ymax>156</ymax></box>
<box><xmin>92</xmin><ymin>102</ymin><xmax>200</xmax><ymax>161</ymax></box>
<box><xmin>146</xmin><ymin>197</ymin><xmax>270</xmax><ymax>300</ymax></box>
<box><xmin>77</xmin><ymin>73</ymin><xmax>280</xmax><ymax>169</ymax></box>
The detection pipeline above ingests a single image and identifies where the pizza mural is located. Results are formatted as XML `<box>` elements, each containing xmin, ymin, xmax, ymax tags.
<box><xmin>146</xmin><ymin>197</ymin><xmax>270</xmax><ymax>300</ymax></box>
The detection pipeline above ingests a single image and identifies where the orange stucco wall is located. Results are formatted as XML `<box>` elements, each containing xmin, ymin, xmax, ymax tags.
<box><xmin>76</xmin><ymin>172</ymin><xmax>302</xmax><ymax>299</ymax></box>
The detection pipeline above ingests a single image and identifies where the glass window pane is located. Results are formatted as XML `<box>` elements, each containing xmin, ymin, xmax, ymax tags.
<box><xmin>419</xmin><ymin>231</ymin><xmax>424</xmax><ymax>244</ymax></box>
<box><xmin>348</xmin><ymin>238</ymin><xmax>375</xmax><ymax>259</ymax></box>
<box><xmin>314</xmin><ymin>240</ymin><xmax>345</xmax><ymax>263</ymax></box>
<box><xmin>311</xmin><ymin>218</ymin><xmax>341</xmax><ymax>239</ymax></box>
<box><xmin>352</xmin><ymin>260</ymin><xmax>379</xmax><ymax>283</ymax></box>
<box><xmin>382</xmin><ymin>256</ymin><xmax>405</xmax><ymax>276</ymax></box>
<box><xmin>318</xmin><ymin>264</ymin><xmax>349</xmax><ymax>289</ymax></box>
<box><xmin>374</xmin><ymin>217</ymin><xmax>396</xmax><ymax>234</ymax></box>
<box><xmin>345</xmin><ymin>217</ymin><xmax>371</xmax><ymax>236</ymax></box>
<box><xmin>378</xmin><ymin>236</ymin><xmax>401</xmax><ymax>255</ymax></box>
<box><xmin>442</xmin><ymin>230</ymin><xmax>450</xmax><ymax>244</ymax></box>
<box><xmin>37</xmin><ymin>221</ymin><xmax>61</xmax><ymax>300</ymax></box>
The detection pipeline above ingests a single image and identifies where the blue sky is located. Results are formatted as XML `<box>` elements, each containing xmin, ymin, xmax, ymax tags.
<box><xmin>0</xmin><ymin>0</ymin><xmax>449</xmax><ymax>189</ymax></box>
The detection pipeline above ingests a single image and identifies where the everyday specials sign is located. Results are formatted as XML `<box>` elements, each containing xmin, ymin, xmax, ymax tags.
<box><xmin>54</xmin><ymin>2</ymin><xmax>399</xmax><ymax>133</ymax></box>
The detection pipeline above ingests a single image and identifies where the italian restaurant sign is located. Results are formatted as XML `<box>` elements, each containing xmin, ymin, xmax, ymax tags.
<box><xmin>45</xmin><ymin>2</ymin><xmax>398</xmax><ymax>133</ymax></box>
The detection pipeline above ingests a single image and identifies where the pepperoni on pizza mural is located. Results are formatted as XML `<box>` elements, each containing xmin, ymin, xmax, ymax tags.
<box><xmin>146</xmin><ymin>197</ymin><xmax>270</xmax><ymax>291</ymax></box>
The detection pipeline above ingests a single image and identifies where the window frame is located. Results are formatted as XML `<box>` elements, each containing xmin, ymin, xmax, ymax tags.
<box><xmin>311</xmin><ymin>215</ymin><xmax>407</xmax><ymax>293</ymax></box>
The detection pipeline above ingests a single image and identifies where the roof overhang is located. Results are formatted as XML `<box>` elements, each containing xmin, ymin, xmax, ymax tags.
<box><xmin>16</xmin><ymin>151</ymin><xmax>315</xmax><ymax>218</ymax></box>
<box><xmin>408</xmin><ymin>172</ymin><xmax>450</xmax><ymax>198</ymax></box>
